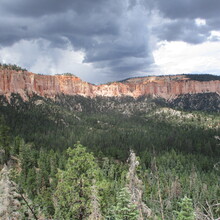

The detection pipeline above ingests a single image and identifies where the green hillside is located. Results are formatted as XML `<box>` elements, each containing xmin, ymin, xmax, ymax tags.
<box><xmin>0</xmin><ymin>94</ymin><xmax>219</xmax><ymax>219</ymax></box>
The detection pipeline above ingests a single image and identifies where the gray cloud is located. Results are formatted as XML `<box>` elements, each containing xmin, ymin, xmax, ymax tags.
<box><xmin>152</xmin><ymin>0</ymin><xmax>220</xmax><ymax>20</ymax></box>
<box><xmin>1</xmin><ymin>0</ymin><xmax>105</xmax><ymax>17</ymax></box>
<box><xmin>147</xmin><ymin>0</ymin><xmax>220</xmax><ymax>44</ymax></box>
<box><xmin>0</xmin><ymin>0</ymin><xmax>153</xmax><ymax>79</ymax></box>
<box><xmin>153</xmin><ymin>19</ymin><xmax>209</xmax><ymax>44</ymax></box>
<box><xmin>0</xmin><ymin>0</ymin><xmax>220</xmax><ymax>81</ymax></box>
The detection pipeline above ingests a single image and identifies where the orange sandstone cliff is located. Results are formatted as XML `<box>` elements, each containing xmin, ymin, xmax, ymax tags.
<box><xmin>0</xmin><ymin>69</ymin><xmax>220</xmax><ymax>100</ymax></box>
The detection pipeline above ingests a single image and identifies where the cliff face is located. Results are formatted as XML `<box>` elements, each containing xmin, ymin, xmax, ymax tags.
<box><xmin>0</xmin><ymin>69</ymin><xmax>93</xmax><ymax>99</ymax></box>
<box><xmin>0</xmin><ymin>69</ymin><xmax>220</xmax><ymax>100</ymax></box>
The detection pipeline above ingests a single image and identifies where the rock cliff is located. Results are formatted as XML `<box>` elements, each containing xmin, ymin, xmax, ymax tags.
<box><xmin>0</xmin><ymin>69</ymin><xmax>220</xmax><ymax>100</ymax></box>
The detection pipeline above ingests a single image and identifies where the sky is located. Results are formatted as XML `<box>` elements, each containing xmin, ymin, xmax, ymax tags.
<box><xmin>0</xmin><ymin>0</ymin><xmax>220</xmax><ymax>84</ymax></box>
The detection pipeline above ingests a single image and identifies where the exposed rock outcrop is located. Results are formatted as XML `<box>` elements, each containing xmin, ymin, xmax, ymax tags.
<box><xmin>0</xmin><ymin>165</ymin><xmax>23</xmax><ymax>220</ymax></box>
<box><xmin>0</xmin><ymin>164</ymin><xmax>39</xmax><ymax>220</ymax></box>
<box><xmin>0</xmin><ymin>69</ymin><xmax>93</xmax><ymax>100</ymax></box>
<box><xmin>0</xmin><ymin>69</ymin><xmax>220</xmax><ymax>100</ymax></box>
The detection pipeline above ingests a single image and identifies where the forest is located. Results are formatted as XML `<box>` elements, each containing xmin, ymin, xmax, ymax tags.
<box><xmin>0</xmin><ymin>94</ymin><xmax>219</xmax><ymax>219</ymax></box>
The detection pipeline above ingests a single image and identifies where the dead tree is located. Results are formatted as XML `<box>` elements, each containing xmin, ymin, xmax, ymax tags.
<box><xmin>126</xmin><ymin>150</ymin><xmax>152</xmax><ymax>219</ymax></box>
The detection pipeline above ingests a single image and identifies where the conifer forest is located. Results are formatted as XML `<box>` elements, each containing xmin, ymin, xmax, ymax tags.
<box><xmin>0</xmin><ymin>94</ymin><xmax>219</xmax><ymax>219</ymax></box>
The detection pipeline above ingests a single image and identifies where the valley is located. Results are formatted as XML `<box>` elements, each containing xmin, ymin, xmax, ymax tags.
<box><xmin>0</xmin><ymin>66</ymin><xmax>219</xmax><ymax>219</ymax></box>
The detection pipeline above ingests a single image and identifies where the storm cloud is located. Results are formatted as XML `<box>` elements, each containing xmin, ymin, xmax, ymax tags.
<box><xmin>148</xmin><ymin>0</ymin><xmax>220</xmax><ymax>44</ymax></box>
<box><xmin>0</xmin><ymin>0</ymin><xmax>220</xmax><ymax>83</ymax></box>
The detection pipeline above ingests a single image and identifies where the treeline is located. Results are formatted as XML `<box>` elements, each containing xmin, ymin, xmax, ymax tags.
<box><xmin>0</xmin><ymin>63</ymin><xmax>27</xmax><ymax>72</ymax></box>
<box><xmin>184</xmin><ymin>74</ymin><xmax>220</xmax><ymax>82</ymax></box>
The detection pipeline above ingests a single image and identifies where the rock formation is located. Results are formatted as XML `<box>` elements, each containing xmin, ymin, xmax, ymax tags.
<box><xmin>0</xmin><ymin>164</ymin><xmax>36</xmax><ymax>219</ymax></box>
<box><xmin>0</xmin><ymin>69</ymin><xmax>220</xmax><ymax>100</ymax></box>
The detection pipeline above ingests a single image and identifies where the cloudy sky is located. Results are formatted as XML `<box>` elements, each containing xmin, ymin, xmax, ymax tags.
<box><xmin>0</xmin><ymin>0</ymin><xmax>220</xmax><ymax>83</ymax></box>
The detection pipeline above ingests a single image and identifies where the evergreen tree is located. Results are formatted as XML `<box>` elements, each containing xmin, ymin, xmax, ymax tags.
<box><xmin>11</xmin><ymin>136</ymin><xmax>23</xmax><ymax>155</ymax></box>
<box><xmin>18</xmin><ymin>141</ymin><xmax>38</xmax><ymax>203</ymax></box>
<box><xmin>175</xmin><ymin>196</ymin><xmax>195</xmax><ymax>220</ymax></box>
<box><xmin>54</xmin><ymin>143</ymin><xmax>101</xmax><ymax>220</ymax></box>
<box><xmin>37</xmin><ymin>150</ymin><xmax>51</xmax><ymax>190</ymax></box>
<box><xmin>111</xmin><ymin>187</ymin><xmax>139</xmax><ymax>220</ymax></box>
<box><xmin>0</xmin><ymin>116</ymin><xmax>11</xmax><ymax>164</ymax></box>
<box><xmin>26</xmin><ymin>167</ymin><xmax>37</xmax><ymax>199</ymax></box>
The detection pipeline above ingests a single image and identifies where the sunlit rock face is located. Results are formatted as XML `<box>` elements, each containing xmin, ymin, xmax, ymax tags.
<box><xmin>0</xmin><ymin>69</ymin><xmax>220</xmax><ymax>100</ymax></box>
<box><xmin>0</xmin><ymin>70</ymin><xmax>94</xmax><ymax>99</ymax></box>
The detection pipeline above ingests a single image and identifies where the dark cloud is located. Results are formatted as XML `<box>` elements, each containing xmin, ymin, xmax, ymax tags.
<box><xmin>153</xmin><ymin>19</ymin><xmax>209</xmax><ymax>44</ymax></box>
<box><xmin>0</xmin><ymin>0</ymin><xmax>220</xmax><ymax>81</ymax></box>
<box><xmin>153</xmin><ymin>0</ymin><xmax>220</xmax><ymax>20</ymax></box>
<box><xmin>1</xmin><ymin>0</ymin><xmax>106</xmax><ymax>17</ymax></box>
<box><xmin>0</xmin><ymin>0</ymin><xmax>153</xmax><ymax>78</ymax></box>
<box><xmin>141</xmin><ymin>0</ymin><xmax>220</xmax><ymax>44</ymax></box>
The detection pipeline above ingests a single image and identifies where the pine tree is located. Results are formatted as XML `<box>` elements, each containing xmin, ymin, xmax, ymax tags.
<box><xmin>54</xmin><ymin>143</ymin><xmax>101</xmax><ymax>220</ymax></box>
<box><xmin>175</xmin><ymin>196</ymin><xmax>195</xmax><ymax>220</ymax></box>
<box><xmin>11</xmin><ymin>136</ymin><xmax>23</xmax><ymax>155</ymax></box>
<box><xmin>37</xmin><ymin>150</ymin><xmax>51</xmax><ymax>190</ymax></box>
<box><xmin>19</xmin><ymin>142</ymin><xmax>36</xmax><ymax>186</ymax></box>
<box><xmin>112</xmin><ymin>187</ymin><xmax>139</xmax><ymax>220</ymax></box>
<box><xmin>0</xmin><ymin>116</ymin><xmax>11</xmax><ymax>164</ymax></box>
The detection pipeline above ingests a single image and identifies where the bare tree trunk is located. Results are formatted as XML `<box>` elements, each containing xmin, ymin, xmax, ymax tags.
<box><xmin>88</xmin><ymin>181</ymin><xmax>103</xmax><ymax>220</ymax></box>
<box><xmin>126</xmin><ymin>150</ymin><xmax>152</xmax><ymax>219</ymax></box>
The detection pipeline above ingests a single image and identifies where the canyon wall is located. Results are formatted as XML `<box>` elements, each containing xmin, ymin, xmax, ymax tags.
<box><xmin>0</xmin><ymin>69</ymin><xmax>93</xmax><ymax>99</ymax></box>
<box><xmin>0</xmin><ymin>69</ymin><xmax>220</xmax><ymax>100</ymax></box>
